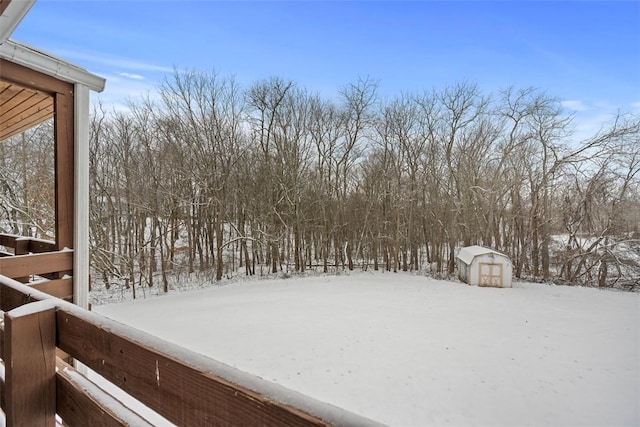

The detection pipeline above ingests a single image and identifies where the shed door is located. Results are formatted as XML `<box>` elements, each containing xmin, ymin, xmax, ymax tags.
<box><xmin>479</xmin><ymin>263</ymin><xmax>502</xmax><ymax>287</ymax></box>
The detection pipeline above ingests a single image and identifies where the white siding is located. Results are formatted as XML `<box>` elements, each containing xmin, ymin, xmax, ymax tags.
<box><xmin>457</xmin><ymin>246</ymin><xmax>512</xmax><ymax>288</ymax></box>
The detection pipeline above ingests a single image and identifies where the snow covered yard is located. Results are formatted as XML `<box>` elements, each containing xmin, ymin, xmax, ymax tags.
<box><xmin>95</xmin><ymin>272</ymin><xmax>639</xmax><ymax>426</ymax></box>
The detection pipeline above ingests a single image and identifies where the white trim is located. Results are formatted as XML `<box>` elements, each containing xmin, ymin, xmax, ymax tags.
<box><xmin>0</xmin><ymin>39</ymin><xmax>105</xmax><ymax>92</ymax></box>
<box><xmin>73</xmin><ymin>83</ymin><xmax>90</xmax><ymax>309</ymax></box>
<box><xmin>0</xmin><ymin>0</ymin><xmax>35</xmax><ymax>43</ymax></box>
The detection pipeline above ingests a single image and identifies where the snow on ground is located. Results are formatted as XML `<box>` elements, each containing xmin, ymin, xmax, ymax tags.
<box><xmin>95</xmin><ymin>272</ymin><xmax>640</xmax><ymax>426</ymax></box>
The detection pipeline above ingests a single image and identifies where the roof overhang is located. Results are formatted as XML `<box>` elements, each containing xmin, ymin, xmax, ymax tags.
<box><xmin>0</xmin><ymin>0</ymin><xmax>105</xmax><ymax>92</ymax></box>
<box><xmin>0</xmin><ymin>0</ymin><xmax>35</xmax><ymax>43</ymax></box>
<box><xmin>0</xmin><ymin>78</ymin><xmax>53</xmax><ymax>140</ymax></box>
<box><xmin>0</xmin><ymin>40</ymin><xmax>106</xmax><ymax>141</ymax></box>
<box><xmin>0</xmin><ymin>0</ymin><xmax>105</xmax><ymax>141</ymax></box>
<box><xmin>0</xmin><ymin>40</ymin><xmax>105</xmax><ymax>92</ymax></box>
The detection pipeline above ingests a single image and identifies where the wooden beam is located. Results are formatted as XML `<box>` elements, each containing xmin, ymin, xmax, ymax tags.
<box><xmin>0</xmin><ymin>273</ymin><xmax>55</xmax><ymax>311</ymax></box>
<box><xmin>13</xmin><ymin>238</ymin><xmax>29</xmax><ymax>255</ymax></box>
<box><xmin>0</xmin><ymin>250</ymin><xmax>73</xmax><ymax>279</ymax></box>
<box><xmin>13</xmin><ymin>238</ymin><xmax>29</xmax><ymax>282</ymax></box>
<box><xmin>28</xmin><ymin>238</ymin><xmax>56</xmax><ymax>253</ymax></box>
<box><xmin>0</xmin><ymin>235</ymin><xmax>56</xmax><ymax>254</ymax></box>
<box><xmin>0</xmin><ymin>59</ymin><xmax>77</xmax><ymax>256</ymax></box>
<box><xmin>57</xmin><ymin>309</ymin><xmax>331</xmax><ymax>427</ymax></box>
<box><xmin>0</xmin><ymin>281</ymin><xmax>31</xmax><ymax>311</ymax></box>
<box><xmin>0</xmin><ymin>59</ymin><xmax>73</xmax><ymax>96</ymax></box>
<box><xmin>54</xmin><ymin>91</ymin><xmax>74</xmax><ymax>250</ymax></box>
<box><xmin>29</xmin><ymin>278</ymin><xmax>73</xmax><ymax>301</ymax></box>
<box><xmin>0</xmin><ymin>234</ymin><xmax>18</xmax><ymax>249</ymax></box>
<box><xmin>3</xmin><ymin>300</ymin><xmax>57</xmax><ymax>427</ymax></box>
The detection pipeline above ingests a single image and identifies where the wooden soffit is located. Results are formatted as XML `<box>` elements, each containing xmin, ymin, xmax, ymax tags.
<box><xmin>0</xmin><ymin>78</ymin><xmax>53</xmax><ymax>141</ymax></box>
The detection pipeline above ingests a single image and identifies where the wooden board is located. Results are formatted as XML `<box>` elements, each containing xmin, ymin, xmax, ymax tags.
<box><xmin>0</xmin><ymin>235</ymin><xmax>57</xmax><ymax>254</ymax></box>
<box><xmin>3</xmin><ymin>301</ymin><xmax>57</xmax><ymax>426</ymax></box>
<box><xmin>0</xmin><ymin>251</ymin><xmax>73</xmax><ymax>279</ymax></box>
<box><xmin>0</xmin><ymin>79</ymin><xmax>54</xmax><ymax>141</ymax></box>
<box><xmin>28</xmin><ymin>238</ymin><xmax>57</xmax><ymax>253</ymax></box>
<box><xmin>0</xmin><ymin>280</ymin><xmax>33</xmax><ymax>311</ymax></box>
<box><xmin>57</xmin><ymin>309</ymin><xmax>330</xmax><ymax>427</ymax></box>
<box><xmin>54</xmin><ymin>91</ymin><xmax>74</xmax><ymax>250</ymax></box>
<box><xmin>0</xmin><ymin>234</ymin><xmax>18</xmax><ymax>248</ymax></box>
<box><xmin>29</xmin><ymin>278</ymin><xmax>73</xmax><ymax>301</ymax></box>
<box><xmin>56</xmin><ymin>359</ymin><xmax>154</xmax><ymax>427</ymax></box>
<box><xmin>0</xmin><ymin>59</ymin><xmax>72</xmax><ymax>95</ymax></box>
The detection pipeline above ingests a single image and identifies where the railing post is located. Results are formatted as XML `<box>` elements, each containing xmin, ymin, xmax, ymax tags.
<box><xmin>13</xmin><ymin>238</ymin><xmax>29</xmax><ymax>256</ymax></box>
<box><xmin>13</xmin><ymin>238</ymin><xmax>30</xmax><ymax>283</ymax></box>
<box><xmin>3</xmin><ymin>300</ymin><xmax>56</xmax><ymax>427</ymax></box>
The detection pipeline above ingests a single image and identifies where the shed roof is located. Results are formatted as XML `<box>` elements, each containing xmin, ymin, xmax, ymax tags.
<box><xmin>457</xmin><ymin>245</ymin><xmax>509</xmax><ymax>265</ymax></box>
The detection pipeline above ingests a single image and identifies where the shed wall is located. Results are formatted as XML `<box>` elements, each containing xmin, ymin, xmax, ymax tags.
<box><xmin>458</xmin><ymin>261</ymin><xmax>469</xmax><ymax>282</ymax></box>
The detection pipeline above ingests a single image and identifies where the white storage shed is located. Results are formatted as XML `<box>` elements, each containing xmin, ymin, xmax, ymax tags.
<box><xmin>457</xmin><ymin>245</ymin><xmax>512</xmax><ymax>288</ymax></box>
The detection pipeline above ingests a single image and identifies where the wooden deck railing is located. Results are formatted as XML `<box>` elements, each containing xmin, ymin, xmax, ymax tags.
<box><xmin>0</xmin><ymin>275</ymin><xmax>383</xmax><ymax>427</ymax></box>
<box><xmin>0</xmin><ymin>233</ymin><xmax>73</xmax><ymax>301</ymax></box>
<box><xmin>0</xmin><ymin>234</ymin><xmax>57</xmax><ymax>255</ymax></box>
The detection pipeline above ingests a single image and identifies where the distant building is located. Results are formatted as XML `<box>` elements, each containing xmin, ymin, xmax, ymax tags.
<box><xmin>457</xmin><ymin>245</ymin><xmax>512</xmax><ymax>288</ymax></box>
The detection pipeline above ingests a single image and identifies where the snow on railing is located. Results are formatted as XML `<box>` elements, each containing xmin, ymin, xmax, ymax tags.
<box><xmin>0</xmin><ymin>275</ymin><xmax>383</xmax><ymax>427</ymax></box>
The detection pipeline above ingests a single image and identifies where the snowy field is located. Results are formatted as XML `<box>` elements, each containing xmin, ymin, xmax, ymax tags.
<box><xmin>95</xmin><ymin>272</ymin><xmax>640</xmax><ymax>426</ymax></box>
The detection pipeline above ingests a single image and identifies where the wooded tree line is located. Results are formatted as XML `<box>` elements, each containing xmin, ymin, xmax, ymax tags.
<box><xmin>0</xmin><ymin>122</ymin><xmax>54</xmax><ymax>239</ymax></box>
<box><xmin>2</xmin><ymin>71</ymin><xmax>639</xmax><ymax>294</ymax></box>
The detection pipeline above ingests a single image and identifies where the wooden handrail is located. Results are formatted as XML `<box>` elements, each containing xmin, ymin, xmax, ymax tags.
<box><xmin>27</xmin><ymin>238</ymin><xmax>57</xmax><ymax>254</ymax></box>
<box><xmin>0</xmin><ymin>234</ymin><xmax>19</xmax><ymax>249</ymax></box>
<box><xmin>0</xmin><ymin>234</ymin><xmax>57</xmax><ymax>254</ymax></box>
<box><xmin>58</xmin><ymin>309</ymin><xmax>331</xmax><ymax>426</ymax></box>
<box><xmin>0</xmin><ymin>276</ymin><xmax>383</xmax><ymax>427</ymax></box>
<box><xmin>28</xmin><ymin>278</ymin><xmax>73</xmax><ymax>301</ymax></box>
<box><xmin>0</xmin><ymin>250</ymin><xmax>72</xmax><ymax>279</ymax></box>
<box><xmin>56</xmin><ymin>359</ymin><xmax>155</xmax><ymax>427</ymax></box>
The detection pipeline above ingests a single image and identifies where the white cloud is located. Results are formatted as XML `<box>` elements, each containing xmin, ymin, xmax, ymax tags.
<box><xmin>51</xmin><ymin>48</ymin><xmax>173</xmax><ymax>73</ymax></box>
<box><xmin>558</xmin><ymin>99</ymin><xmax>630</xmax><ymax>143</ymax></box>
<box><xmin>561</xmin><ymin>100</ymin><xmax>588</xmax><ymax>112</ymax></box>
<box><xmin>118</xmin><ymin>72</ymin><xmax>146</xmax><ymax>80</ymax></box>
<box><xmin>630</xmin><ymin>101</ymin><xmax>640</xmax><ymax>112</ymax></box>
<box><xmin>91</xmin><ymin>71</ymin><xmax>163</xmax><ymax>113</ymax></box>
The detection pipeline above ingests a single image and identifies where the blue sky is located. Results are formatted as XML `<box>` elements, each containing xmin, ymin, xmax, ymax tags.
<box><xmin>11</xmin><ymin>1</ymin><xmax>640</xmax><ymax>139</ymax></box>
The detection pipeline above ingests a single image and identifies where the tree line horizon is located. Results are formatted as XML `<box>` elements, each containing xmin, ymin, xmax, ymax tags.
<box><xmin>2</xmin><ymin>70</ymin><xmax>638</xmax><ymax>294</ymax></box>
